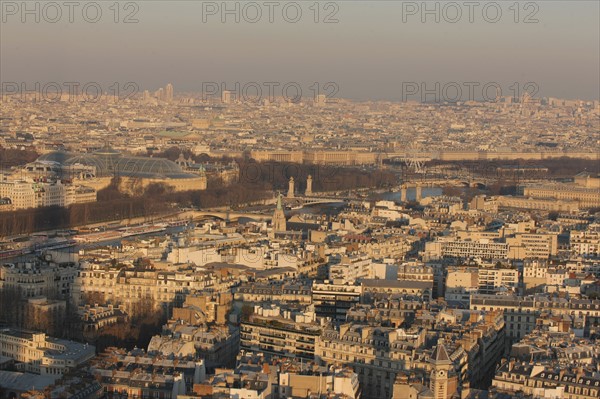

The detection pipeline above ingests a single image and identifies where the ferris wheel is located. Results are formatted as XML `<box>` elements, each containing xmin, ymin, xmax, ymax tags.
<box><xmin>403</xmin><ymin>142</ymin><xmax>426</xmax><ymax>174</ymax></box>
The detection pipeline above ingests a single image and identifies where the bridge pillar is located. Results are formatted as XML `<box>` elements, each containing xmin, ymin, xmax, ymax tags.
<box><xmin>415</xmin><ymin>183</ymin><xmax>422</xmax><ymax>202</ymax></box>
<box><xmin>400</xmin><ymin>184</ymin><xmax>407</xmax><ymax>202</ymax></box>
<box><xmin>306</xmin><ymin>175</ymin><xmax>312</xmax><ymax>196</ymax></box>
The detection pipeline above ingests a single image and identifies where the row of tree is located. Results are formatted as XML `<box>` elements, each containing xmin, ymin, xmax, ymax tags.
<box><xmin>427</xmin><ymin>157</ymin><xmax>599</xmax><ymax>180</ymax></box>
<box><xmin>234</xmin><ymin>160</ymin><xmax>397</xmax><ymax>193</ymax></box>
<box><xmin>0</xmin><ymin>286</ymin><xmax>79</xmax><ymax>338</ymax></box>
<box><xmin>0</xmin><ymin>147</ymin><xmax>39</xmax><ymax>169</ymax></box>
<box><xmin>0</xmin><ymin>284</ymin><xmax>167</xmax><ymax>352</ymax></box>
<box><xmin>80</xmin><ymin>292</ymin><xmax>168</xmax><ymax>352</ymax></box>
<box><xmin>0</xmin><ymin>159</ymin><xmax>396</xmax><ymax>236</ymax></box>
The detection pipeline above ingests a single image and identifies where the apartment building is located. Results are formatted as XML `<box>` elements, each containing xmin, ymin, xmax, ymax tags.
<box><xmin>492</xmin><ymin>315</ymin><xmax>600</xmax><ymax>398</ymax></box>
<box><xmin>346</xmin><ymin>297</ymin><xmax>423</xmax><ymax>328</ymax></box>
<box><xmin>477</xmin><ymin>267</ymin><xmax>519</xmax><ymax>294</ymax></box>
<box><xmin>397</xmin><ymin>261</ymin><xmax>435</xmax><ymax>282</ymax></box>
<box><xmin>506</xmin><ymin>233</ymin><xmax>559</xmax><ymax>258</ymax></box>
<box><xmin>78</xmin><ymin>303</ymin><xmax>128</xmax><ymax>334</ymax></box>
<box><xmin>470</xmin><ymin>294</ymin><xmax>600</xmax><ymax>341</ymax></box>
<box><xmin>571</xmin><ymin>226</ymin><xmax>600</xmax><ymax>258</ymax></box>
<box><xmin>312</xmin><ymin>282</ymin><xmax>362</xmax><ymax>321</ymax></box>
<box><xmin>149</xmin><ymin>323</ymin><xmax>239</xmax><ymax>369</ymax></box>
<box><xmin>72</xmin><ymin>262</ymin><xmax>240</xmax><ymax>314</ymax></box>
<box><xmin>91</xmin><ymin>347</ymin><xmax>205</xmax><ymax>399</ymax></box>
<box><xmin>194</xmin><ymin>367</ymin><xmax>271</xmax><ymax>399</ymax></box>
<box><xmin>522</xmin><ymin>259</ymin><xmax>549</xmax><ymax>291</ymax></box>
<box><xmin>279</xmin><ymin>367</ymin><xmax>361</xmax><ymax>399</ymax></box>
<box><xmin>357</xmin><ymin>235</ymin><xmax>416</xmax><ymax>259</ymax></box>
<box><xmin>445</xmin><ymin>267</ymin><xmax>479</xmax><ymax>305</ymax></box>
<box><xmin>170</xmin><ymin>291</ymin><xmax>232</xmax><ymax>326</ymax></box>
<box><xmin>233</xmin><ymin>282</ymin><xmax>312</xmax><ymax>304</ymax></box>
<box><xmin>0</xmin><ymin>178</ymin><xmax>96</xmax><ymax>210</ymax></box>
<box><xmin>523</xmin><ymin>184</ymin><xmax>600</xmax><ymax>208</ymax></box>
<box><xmin>470</xmin><ymin>295</ymin><xmax>539</xmax><ymax>341</ymax></box>
<box><xmin>497</xmin><ymin>367</ymin><xmax>600</xmax><ymax>399</ymax></box>
<box><xmin>328</xmin><ymin>255</ymin><xmax>374</xmax><ymax>284</ymax></box>
<box><xmin>361</xmin><ymin>279</ymin><xmax>433</xmax><ymax>300</ymax></box>
<box><xmin>316</xmin><ymin>324</ymin><xmax>426</xmax><ymax>399</ymax></box>
<box><xmin>315</xmin><ymin>317</ymin><xmax>504</xmax><ymax>399</ymax></box>
<box><xmin>0</xmin><ymin>261</ymin><xmax>78</xmax><ymax>299</ymax></box>
<box><xmin>240</xmin><ymin>305</ymin><xmax>322</xmax><ymax>360</ymax></box>
<box><xmin>425</xmin><ymin>238</ymin><xmax>509</xmax><ymax>260</ymax></box>
<box><xmin>0</xmin><ymin>328</ymin><xmax>95</xmax><ymax>376</ymax></box>
<box><xmin>496</xmin><ymin>195</ymin><xmax>580</xmax><ymax>213</ymax></box>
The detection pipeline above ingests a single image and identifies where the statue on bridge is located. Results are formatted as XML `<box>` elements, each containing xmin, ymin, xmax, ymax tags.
<box><xmin>287</xmin><ymin>177</ymin><xmax>295</xmax><ymax>199</ymax></box>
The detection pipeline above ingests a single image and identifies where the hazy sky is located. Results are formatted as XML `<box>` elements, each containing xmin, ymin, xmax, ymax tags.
<box><xmin>1</xmin><ymin>1</ymin><xmax>599</xmax><ymax>101</ymax></box>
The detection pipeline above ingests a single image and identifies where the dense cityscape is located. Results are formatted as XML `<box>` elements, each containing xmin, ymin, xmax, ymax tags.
<box><xmin>1</xmin><ymin>1</ymin><xmax>599</xmax><ymax>399</ymax></box>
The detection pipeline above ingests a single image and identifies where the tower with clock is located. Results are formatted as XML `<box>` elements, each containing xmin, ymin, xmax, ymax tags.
<box><xmin>430</xmin><ymin>339</ymin><xmax>453</xmax><ymax>399</ymax></box>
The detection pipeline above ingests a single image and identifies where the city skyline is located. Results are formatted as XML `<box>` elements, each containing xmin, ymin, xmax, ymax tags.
<box><xmin>1</xmin><ymin>1</ymin><xmax>599</xmax><ymax>101</ymax></box>
<box><xmin>0</xmin><ymin>2</ymin><xmax>599</xmax><ymax>399</ymax></box>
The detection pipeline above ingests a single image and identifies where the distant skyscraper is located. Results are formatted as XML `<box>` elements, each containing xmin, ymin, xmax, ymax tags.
<box><xmin>143</xmin><ymin>90</ymin><xmax>150</xmax><ymax>102</ymax></box>
<box><xmin>165</xmin><ymin>83</ymin><xmax>174</xmax><ymax>103</ymax></box>
<box><xmin>222</xmin><ymin>90</ymin><xmax>232</xmax><ymax>104</ymax></box>
<box><xmin>155</xmin><ymin>88</ymin><xmax>164</xmax><ymax>101</ymax></box>
<box><xmin>315</xmin><ymin>94</ymin><xmax>326</xmax><ymax>106</ymax></box>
